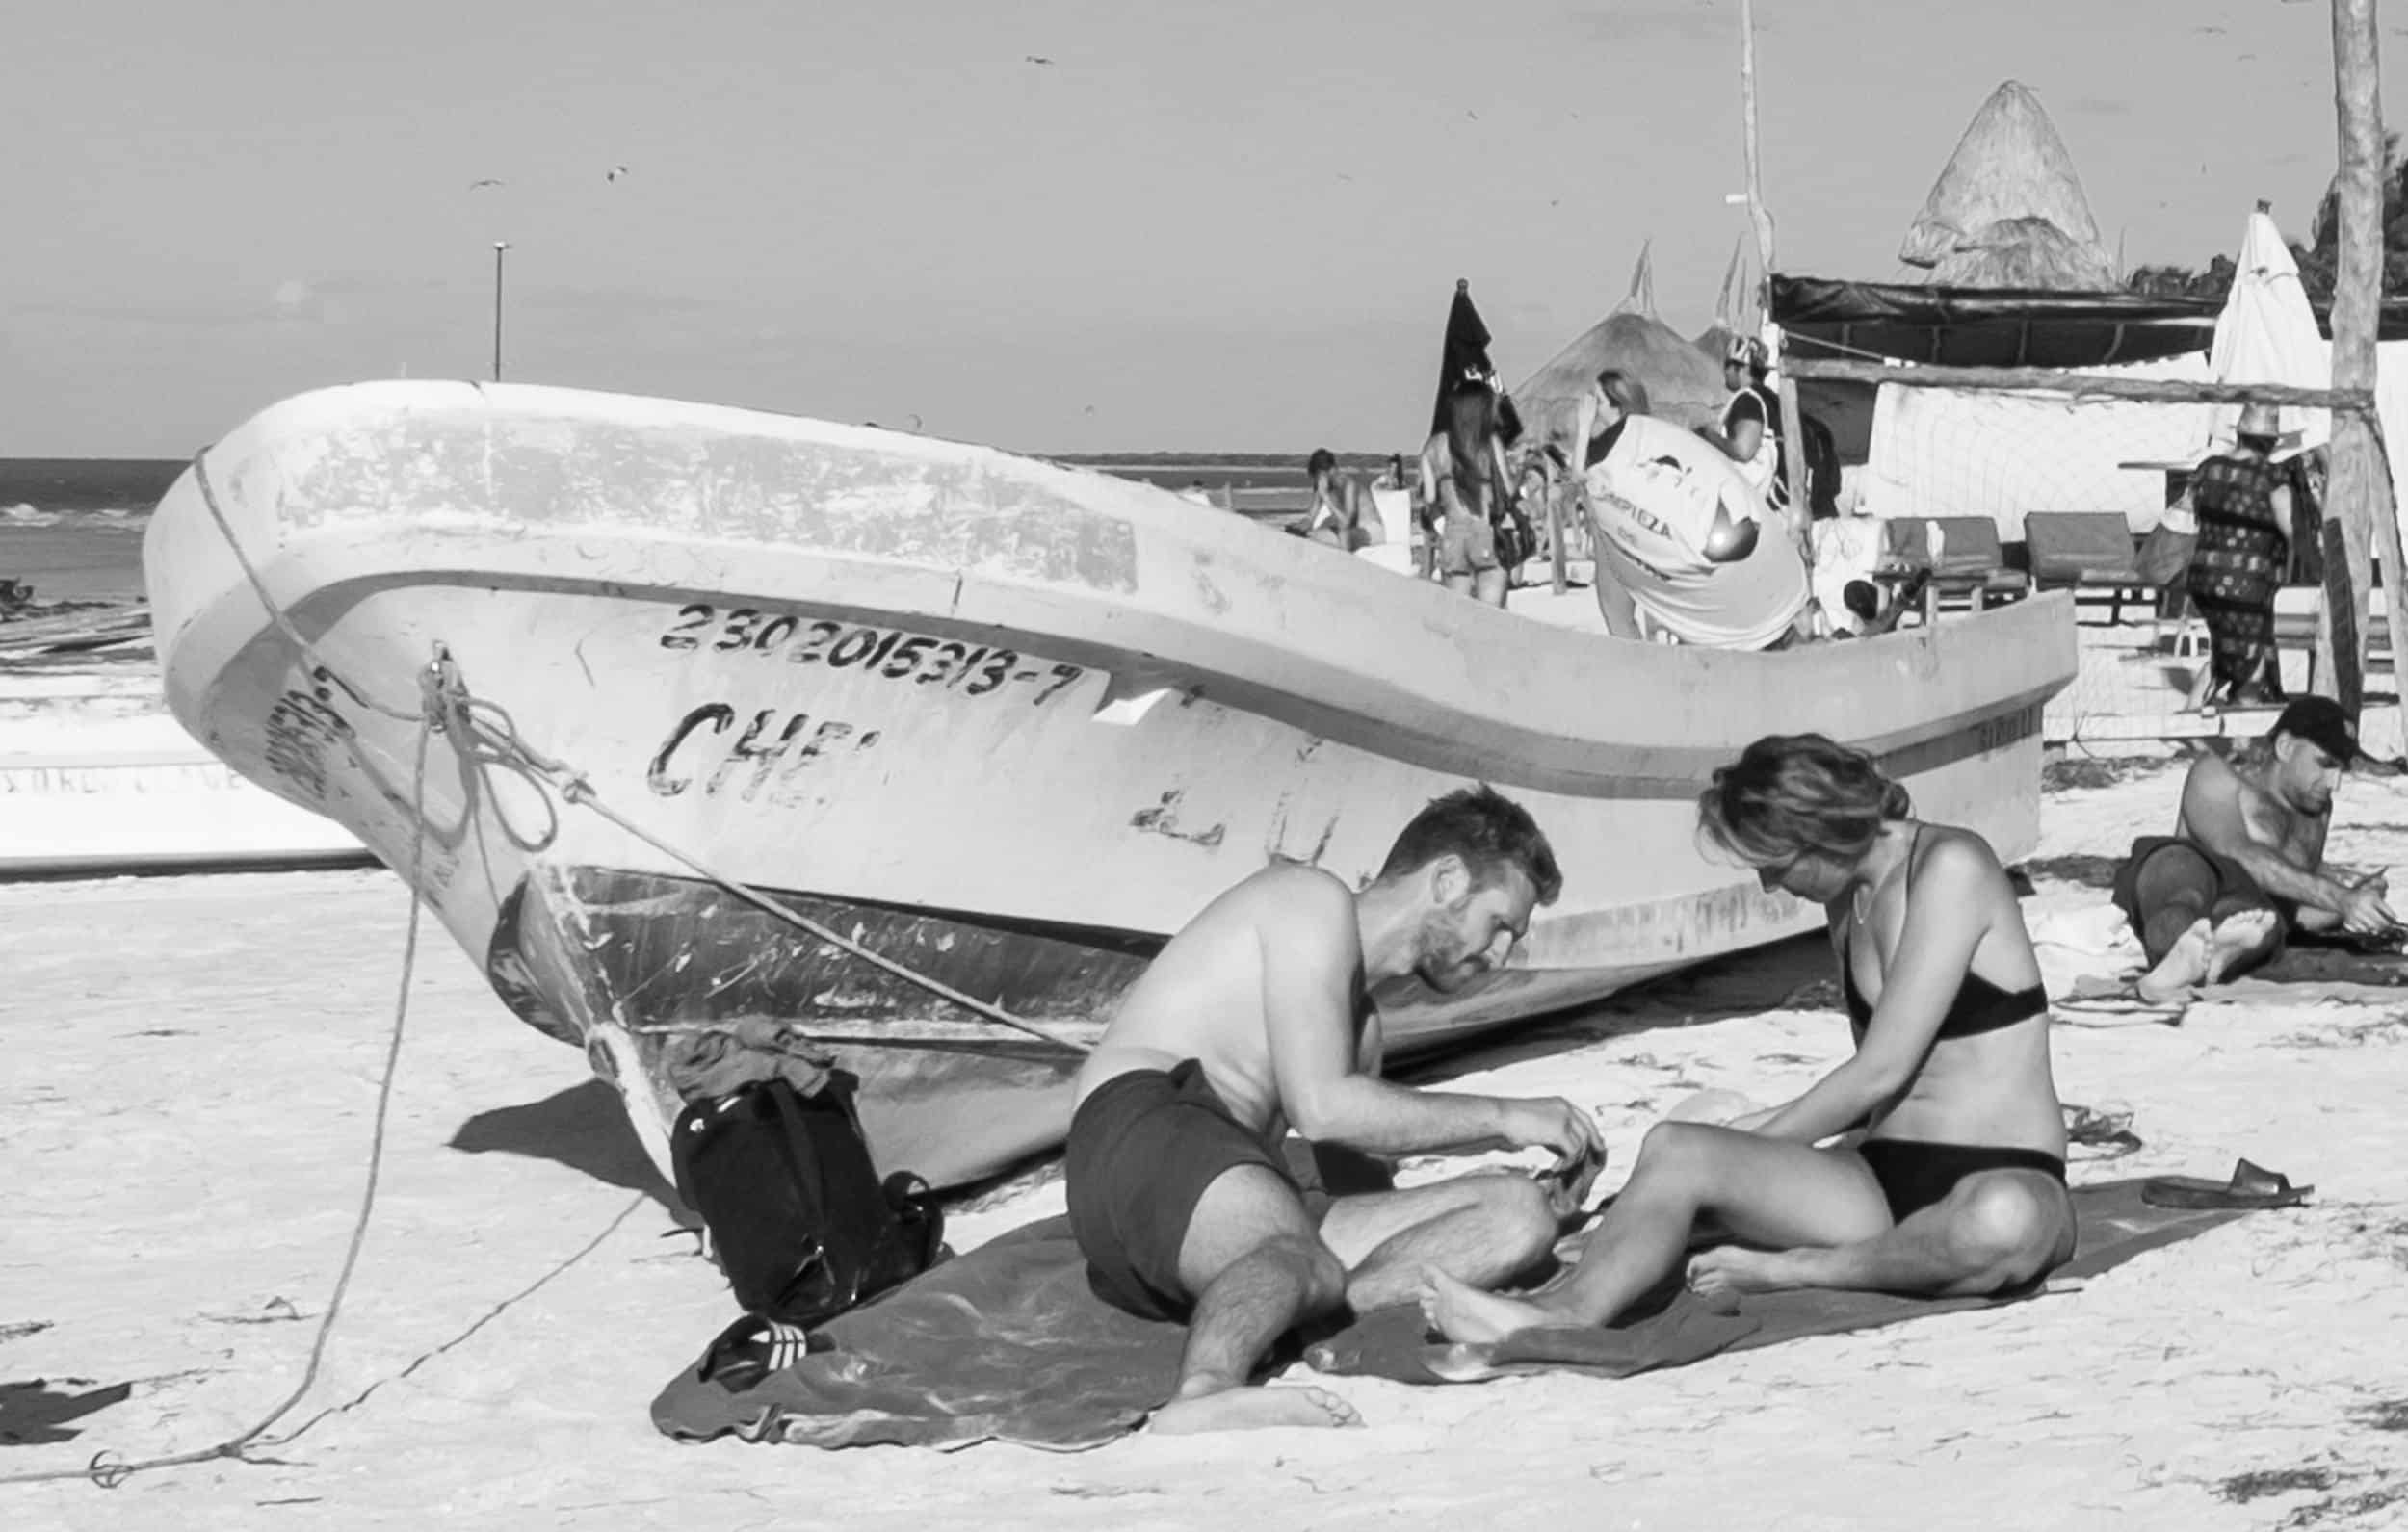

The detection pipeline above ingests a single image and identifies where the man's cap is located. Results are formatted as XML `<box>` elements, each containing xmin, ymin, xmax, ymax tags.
<box><xmin>1724</xmin><ymin>335</ymin><xmax>1767</xmax><ymax>368</ymax></box>
<box><xmin>2270</xmin><ymin>695</ymin><xmax>2363</xmax><ymax>766</ymax></box>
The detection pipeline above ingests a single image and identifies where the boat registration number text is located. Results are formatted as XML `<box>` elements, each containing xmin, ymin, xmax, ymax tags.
<box><xmin>657</xmin><ymin>605</ymin><xmax>1084</xmax><ymax>703</ymax></box>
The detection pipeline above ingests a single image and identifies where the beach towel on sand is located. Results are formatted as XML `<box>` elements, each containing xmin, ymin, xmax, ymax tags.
<box><xmin>650</xmin><ymin>1179</ymin><xmax>2258</xmax><ymax>1452</ymax></box>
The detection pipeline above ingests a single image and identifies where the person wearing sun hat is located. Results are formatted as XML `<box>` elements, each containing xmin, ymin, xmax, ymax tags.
<box><xmin>2111</xmin><ymin>694</ymin><xmax>2401</xmax><ymax>1000</ymax></box>
<box><xmin>2186</xmin><ymin>400</ymin><xmax>2305</xmax><ymax>707</ymax></box>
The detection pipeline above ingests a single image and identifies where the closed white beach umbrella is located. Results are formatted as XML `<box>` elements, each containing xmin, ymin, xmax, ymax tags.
<box><xmin>2201</xmin><ymin>206</ymin><xmax>2330</xmax><ymax>462</ymax></box>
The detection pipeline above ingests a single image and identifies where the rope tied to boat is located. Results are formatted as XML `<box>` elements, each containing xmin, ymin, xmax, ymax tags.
<box><xmin>186</xmin><ymin>441</ymin><xmax>1088</xmax><ymax>1058</ymax></box>
<box><xmin>419</xmin><ymin>655</ymin><xmax>1091</xmax><ymax>1057</ymax></box>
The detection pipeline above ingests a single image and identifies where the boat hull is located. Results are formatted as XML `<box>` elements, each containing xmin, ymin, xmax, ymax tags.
<box><xmin>144</xmin><ymin>382</ymin><xmax>2079</xmax><ymax>1188</ymax></box>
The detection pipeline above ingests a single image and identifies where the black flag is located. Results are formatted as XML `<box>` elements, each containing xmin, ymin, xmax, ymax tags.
<box><xmin>1430</xmin><ymin>279</ymin><xmax>1522</xmax><ymax>445</ymax></box>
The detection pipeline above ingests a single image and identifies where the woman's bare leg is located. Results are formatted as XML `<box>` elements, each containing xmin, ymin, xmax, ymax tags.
<box><xmin>1688</xmin><ymin>1168</ymin><xmax>2075</xmax><ymax>1301</ymax></box>
<box><xmin>1423</xmin><ymin>1123</ymin><xmax>1891</xmax><ymax>1342</ymax></box>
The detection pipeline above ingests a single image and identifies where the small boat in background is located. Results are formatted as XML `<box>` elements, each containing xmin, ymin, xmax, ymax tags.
<box><xmin>144</xmin><ymin>381</ymin><xmax>2078</xmax><ymax>1189</ymax></box>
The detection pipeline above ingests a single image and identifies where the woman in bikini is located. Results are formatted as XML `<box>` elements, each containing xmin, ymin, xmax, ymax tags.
<box><xmin>1418</xmin><ymin>377</ymin><xmax>1514</xmax><ymax>607</ymax></box>
<box><xmin>1426</xmin><ymin>733</ymin><xmax>2077</xmax><ymax>1343</ymax></box>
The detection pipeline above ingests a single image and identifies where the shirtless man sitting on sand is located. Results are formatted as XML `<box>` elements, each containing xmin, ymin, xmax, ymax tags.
<box><xmin>2115</xmin><ymin>696</ymin><xmax>2401</xmax><ymax>1002</ymax></box>
<box><xmin>1300</xmin><ymin>448</ymin><xmax>1380</xmax><ymax>552</ymax></box>
<box><xmin>1066</xmin><ymin>786</ymin><xmax>1605</xmax><ymax>1434</ymax></box>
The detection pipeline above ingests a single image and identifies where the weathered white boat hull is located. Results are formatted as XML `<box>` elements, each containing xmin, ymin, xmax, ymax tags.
<box><xmin>145</xmin><ymin>382</ymin><xmax>2078</xmax><ymax>1188</ymax></box>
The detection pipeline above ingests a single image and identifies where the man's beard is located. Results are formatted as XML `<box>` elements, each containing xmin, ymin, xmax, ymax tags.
<box><xmin>1412</xmin><ymin>910</ymin><xmax>1488</xmax><ymax>993</ymax></box>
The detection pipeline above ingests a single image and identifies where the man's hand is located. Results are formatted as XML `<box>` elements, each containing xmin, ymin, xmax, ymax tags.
<box><xmin>1535</xmin><ymin>1147</ymin><xmax>1605</xmax><ymax>1219</ymax></box>
<box><xmin>2338</xmin><ymin>881</ymin><xmax>2402</xmax><ymax>936</ymax></box>
<box><xmin>1500</xmin><ymin>1097</ymin><xmax>1604</xmax><ymax>1177</ymax></box>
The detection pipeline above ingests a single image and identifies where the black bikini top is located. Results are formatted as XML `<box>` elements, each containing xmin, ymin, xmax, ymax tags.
<box><xmin>1843</xmin><ymin>826</ymin><xmax>2048</xmax><ymax>1041</ymax></box>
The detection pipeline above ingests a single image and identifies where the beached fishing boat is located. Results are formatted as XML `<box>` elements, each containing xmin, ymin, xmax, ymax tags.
<box><xmin>144</xmin><ymin>381</ymin><xmax>2078</xmax><ymax>1190</ymax></box>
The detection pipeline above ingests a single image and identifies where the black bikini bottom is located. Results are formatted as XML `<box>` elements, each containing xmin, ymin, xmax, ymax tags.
<box><xmin>1857</xmin><ymin>1138</ymin><xmax>2067</xmax><ymax>1222</ymax></box>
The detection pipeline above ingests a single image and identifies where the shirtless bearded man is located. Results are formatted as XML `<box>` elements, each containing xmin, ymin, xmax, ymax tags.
<box><xmin>2114</xmin><ymin>696</ymin><xmax>2401</xmax><ymax>1001</ymax></box>
<box><xmin>1066</xmin><ymin>786</ymin><xmax>1604</xmax><ymax>1433</ymax></box>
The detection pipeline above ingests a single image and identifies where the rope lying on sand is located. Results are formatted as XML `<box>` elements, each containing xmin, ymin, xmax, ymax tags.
<box><xmin>0</xmin><ymin>448</ymin><xmax>1086</xmax><ymax>1493</ymax></box>
<box><xmin>0</xmin><ymin>658</ymin><xmax>446</xmax><ymax>1490</ymax></box>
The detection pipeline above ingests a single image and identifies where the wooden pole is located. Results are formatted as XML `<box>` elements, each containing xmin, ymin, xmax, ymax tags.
<box><xmin>1740</xmin><ymin>0</ymin><xmax>1814</xmax><ymax>544</ymax></box>
<box><xmin>1546</xmin><ymin>464</ymin><xmax>1569</xmax><ymax>595</ymax></box>
<box><xmin>2328</xmin><ymin>0</ymin><xmax>2395</xmax><ymax>727</ymax></box>
<box><xmin>1784</xmin><ymin>357</ymin><xmax>2376</xmax><ymax>412</ymax></box>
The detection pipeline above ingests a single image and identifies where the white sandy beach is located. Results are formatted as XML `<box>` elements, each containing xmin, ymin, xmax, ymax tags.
<box><xmin>5</xmin><ymin>759</ymin><xmax>2407</xmax><ymax>1531</ymax></box>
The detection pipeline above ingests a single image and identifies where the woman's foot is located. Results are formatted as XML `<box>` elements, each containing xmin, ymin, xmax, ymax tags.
<box><xmin>1419</xmin><ymin>1269</ymin><xmax>1558</xmax><ymax>1345</ymax></box>
<box><xmin>1686</xmin><ymin>1245</ymin><xmax>1809</xmax><ymax>1301</ymax></box>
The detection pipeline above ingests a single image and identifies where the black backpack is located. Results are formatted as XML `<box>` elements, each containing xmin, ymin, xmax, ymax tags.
<box><xmin>669</xmin><ymin>1069</ymin><xmax>944</xmax><ymax>1328</ymax></box>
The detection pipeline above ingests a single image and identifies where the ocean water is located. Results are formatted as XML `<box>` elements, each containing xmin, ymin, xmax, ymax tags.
<box><xmin>0</xmin><ymin>452</ymin><xmax>1359</xmax><ymax>606</ymax></box>
<box><xmin>0</xmin><ymin>458</ymin><xmax>186</xmax><ymax>528</ymax></box>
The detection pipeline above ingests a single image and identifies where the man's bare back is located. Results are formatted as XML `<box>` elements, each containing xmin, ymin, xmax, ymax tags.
<box><xmin>1061</xmin><ymin>789</ymin><xmax>1605</xmax><ymax>1433</ymax></box>
<box><xmin>1075</xmin><ymin>865</ymin><xmax>1368</xmax><ymax>1140</ymax></box>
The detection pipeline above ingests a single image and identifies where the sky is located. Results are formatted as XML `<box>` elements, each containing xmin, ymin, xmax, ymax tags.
<box><xmin>5</xmin><ymin>0</ymin><xmax>2403</xmax><ymax>458</ymax></box>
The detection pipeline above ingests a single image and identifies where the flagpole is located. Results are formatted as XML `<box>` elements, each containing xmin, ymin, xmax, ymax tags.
<box><xmin>491</xmin><ymin>242</ymin><xmax>510</xmax><ymax>382</ymax></box>
<box><xmin>1740</xmin><ymin>0</ymin><xmax>1813</xmax><ymax>559</ymax></box>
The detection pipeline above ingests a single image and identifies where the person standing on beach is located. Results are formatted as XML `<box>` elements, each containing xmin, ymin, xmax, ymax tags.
<box><xmin>1696</xmin><ymin>335</ymin><xmax>1790</xmax><ymax>514</ymax></box>
<box><xmin>2111</xmin><ymin>697</ymin><xmax>2400</xmax><ymax>1001</ymax></box>
<box><xmin>2188</xmin><ymin>403</ymin><xmax>2297</xmax><ymax>707</ymax></box>
<box><xmin>1300</xmin><ymin>449</ymin><xmax>1379</xmax><ymax>551</ymax></box>
<box><xmin>1417</xmin><ymin>378</ymin><xmax>1515</xmax><ymax>606</ymax></box>
<box><xmin>1425</xmin><ymin>736</ymin><xmax>2074</xmax><ymax>1344</ymax></box>
<box><xmin>1067</xmin><ymin>786</ymin><xmax>1603</xmax><ymax>1433</ymax></box>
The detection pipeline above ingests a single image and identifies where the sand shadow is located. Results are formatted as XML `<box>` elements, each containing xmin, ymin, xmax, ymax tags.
<box><xmin>448</xmin><ymin>1079</ymin><xmax>694</xmax><ymax>1228</ymax></box>
<box><xmin>0</xmin><ymin>1378</ymin><xmax>133</xmax><ymax>1446</ymax></box>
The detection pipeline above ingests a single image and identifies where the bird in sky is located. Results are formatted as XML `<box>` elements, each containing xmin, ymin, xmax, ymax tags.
<box><xmin>468</xmin><ymin>178</ymin><xmax>505</xmax><ymax>190</ymax></box>
<box><xmin>606</xmin><ymin>165</ymin><xmax>630</xmax><ymax>182</ymax></box>
<box><xmin>1026</xmin><ymin>54</ymin><xmax>1053</xmax><ymax>65</ymax></box>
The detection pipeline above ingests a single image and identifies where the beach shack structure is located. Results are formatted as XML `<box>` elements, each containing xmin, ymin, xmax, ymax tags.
<box><xmin>1781</xmin><ymin>82</ymin><xmax>2220</xmax><ymax>538</ymax></box>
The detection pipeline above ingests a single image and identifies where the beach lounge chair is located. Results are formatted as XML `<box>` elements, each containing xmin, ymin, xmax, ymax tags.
<box><xmin>1355</xmin><ymin>487</ymin><xmax>1423</xmax><ymax>576</ymax></box>
<box><xmin>2023</xmin><ymin>511</ymin><xmax>2171</xmax><ymax>625</ymax></box>
<box><xmin>1880</xmin><ymin>516</ymin><xmax>2027</xmax><ymax>621</ymax></box>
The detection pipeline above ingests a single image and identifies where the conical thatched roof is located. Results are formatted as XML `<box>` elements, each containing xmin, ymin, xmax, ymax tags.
<box><xmin>1926</xmin><ymin>215</ymin><xmax>2121</xmax><ymax>288</ymax></box>
<box><xmin>1513</xmin><ymin>243</ymin><xmax>1728</xmax><ymax>454</ymax></box>
<box><xmin>1901</xmin><ymin>81</ymin><xmax>2115</xmax><ymax>289</ymax></box>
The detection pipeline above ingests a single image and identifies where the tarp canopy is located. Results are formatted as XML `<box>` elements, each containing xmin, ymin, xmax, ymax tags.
<box><xmin>1773</xmin><ymin>275</ymin><xmax>2221</xmax><ymax>368</ymax></box>
<box><xmin>1773</xmin><ymin>275</ymin><xmax>2408</xmax><ymax>371</ymax></box>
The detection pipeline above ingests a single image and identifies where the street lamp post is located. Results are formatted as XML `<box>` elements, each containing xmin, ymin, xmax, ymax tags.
<box><xmin>491</xmin><ymin>241</ymin><xmax>510</xmax><ymax>382</ymax></box>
